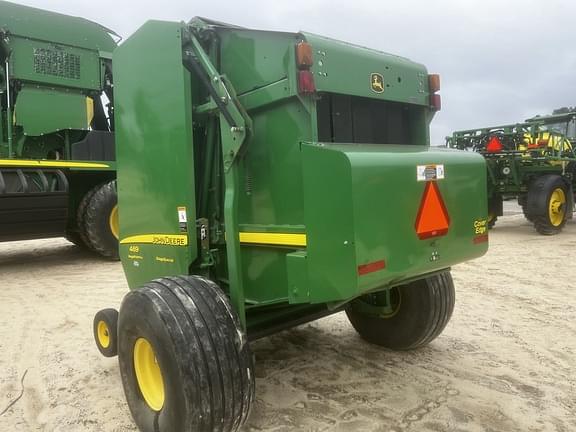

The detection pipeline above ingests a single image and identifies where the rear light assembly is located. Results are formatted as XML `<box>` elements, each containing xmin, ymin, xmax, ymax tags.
<box><xmin>296</xmin><ymin>42</ymin><xmax>314</xmax><ymax>69</ymax></box>
<box><xmin>298</xmin><ymin>70</ymin><xmax>316</xmax><ymax>94</ymax></box>
<box><xmin>296</xmin><ymin>41</ymin><xmax>316</xmax><ymax>94</ymax></box>
<box><xmin>430</xmin><ymin>93</ymin><xmax>441</xmax><ymax>111</ymax></box>
<box><xmin>428</xmin><ymin>74</ymin><xmax>441</xmax><ymax>112</ymax></box>
<box><xmin>428</xmin><ymin>74</ymin><xmax>441</xmax><ymax>93</ymax></box>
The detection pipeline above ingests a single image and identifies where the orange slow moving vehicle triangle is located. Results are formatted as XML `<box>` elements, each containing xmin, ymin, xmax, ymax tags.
<box><xmin>415</xmin><ymin>181</ymin><xmax>450</xmax><ymax>240</ymax></box>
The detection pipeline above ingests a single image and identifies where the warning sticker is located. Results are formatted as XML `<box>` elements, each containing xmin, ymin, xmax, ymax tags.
<box><xmin>417</xmin><ymin>164</ymin><xmax>445</xmax><ymax>182</ymax></box>
<box><xmin>178</xmin><ymin>207</ymin><xmax>188</xmax><ymax>223</ymax></box>
<box><xmin>178</xmin><ymin>206</ymin><xmax>188</xmax><ymax>233</ymax></box>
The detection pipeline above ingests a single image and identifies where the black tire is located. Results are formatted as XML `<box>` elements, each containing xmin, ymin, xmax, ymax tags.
<box><xmin>521</xmin><ymin>205</ymin><xmax>535</xmax><ymax>222</ymax></box>
<box><xmin>346</xmin><ymin>271</ymin><xmax>455</xmax><ymax>350</ymax></box>
<box><xmin>526</xmin><ymin>175</ymin><xmax>569</xmax><ymax>235</ymax></box>
<box><xmin>487</xmin><ymin>214</ymin><xmax>497</xmax><ymax>229</ymax></box>
<box><xmin>94</xmin><ymin>308</ymin><xmax>119</xmax><ymax>357</ymax></box>
<box><xmin>487</xmin><ymin>195</ymin><xmax>502</xmax><ymax>229</ymax></box>
<box><xmin>84</xmin><ymin>180</ymin><xmax>119</xmax><ymax>259</ymax></box>
<box><xmin>76</xmin><ymin>187</ymin><xmax>99</xmax><ymax>249</ymax></box>
<box><xmin>65</xmin><ymin>230</ymin><xmax>88</xmax><ymax>248</ymax></box>
<box><xmin>118</xmin><ymin>275</ymin><xmax>254</xmax><ymax>432</ymax></box>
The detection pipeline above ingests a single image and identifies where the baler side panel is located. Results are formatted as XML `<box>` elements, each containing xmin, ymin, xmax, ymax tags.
<box><xmin>218</xmin><ymin>29</ymin><xmax>296</xmax><ymax>97</ymax></box>
<box><xmin>237</xmin><ymin>94</ymin><xmax>312</xmax><ymax>304</ymax></box>
<box><xmin>114</xmin><ymin>21</ymin><xmax>197</xmax><ymax>289</ymax></box>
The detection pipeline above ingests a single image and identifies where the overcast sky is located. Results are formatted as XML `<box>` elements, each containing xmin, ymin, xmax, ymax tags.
<box><xmin>16</xmin><ymin>0</ymin><xmax>576</xmax><ymax>144</ymax></box>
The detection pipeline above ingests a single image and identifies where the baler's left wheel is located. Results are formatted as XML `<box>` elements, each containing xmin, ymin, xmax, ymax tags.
<box><xmin>118</xmin><ymin>275</ymin><xmax>254</xmax><ymax>432</ymax></box>
<box><xmin>346</xmin><ymin>271</ymin><xmax>455</xmax><ymax>350</ymax></box>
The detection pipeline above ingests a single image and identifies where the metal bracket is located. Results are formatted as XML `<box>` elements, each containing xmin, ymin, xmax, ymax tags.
<box><xmin>181</xmin><ymin>29</ymin><xmax>252</xmax><ymax>172</ymax></box>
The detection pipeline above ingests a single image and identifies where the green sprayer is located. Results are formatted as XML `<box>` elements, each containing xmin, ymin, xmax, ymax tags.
<box><xmin>447</xmin><ymin>110</ymin><xmax>576</xmax><ymax>234</ymax></box>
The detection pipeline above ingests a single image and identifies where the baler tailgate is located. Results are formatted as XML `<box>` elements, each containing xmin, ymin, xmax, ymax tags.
<box><xmin>301</xmin><ymin>143</ymin><xmax>488</xmax><ymax>303</ymax></box>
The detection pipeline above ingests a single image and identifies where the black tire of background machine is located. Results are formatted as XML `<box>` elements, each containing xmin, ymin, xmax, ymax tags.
<box><xmin>84</xmin><ymin>180</ymin><xmax>119</xmax><ymax>259</ymax></box>
<box><xmin>527</xmin><ymin>175</ymin><xmax>569</xmax><ymax>235</ymax></box>
<box><xmin>76</xmin><ymin>186</ymin><xmax>99</xmax><ymax>250</ymax></box>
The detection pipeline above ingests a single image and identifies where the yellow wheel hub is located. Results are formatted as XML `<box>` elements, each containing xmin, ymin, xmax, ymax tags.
<box><xmin>548</xmin><ymin>188</ymin><xmax>566</xmax><ymax>227</ymax></box>
<box><xmin>133</xmin><ymin>338</ymin><xmax>165</xmax><ymax>411</ymax></box>
<box><xmin>109</xmin><ymin>205</ymin><xmax>119</xmax><ymax>240</ymax></box>
<box><xmin>97</xmin><ymin>321</ymin><xmax>110</xmax><ymax>349</ymax></box>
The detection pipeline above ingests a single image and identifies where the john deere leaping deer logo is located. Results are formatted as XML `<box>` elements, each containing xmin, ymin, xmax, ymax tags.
<box><xmin>371</xmin><ymin>73</ymin><xmax>384</xmax><ymax>93</ymax></box>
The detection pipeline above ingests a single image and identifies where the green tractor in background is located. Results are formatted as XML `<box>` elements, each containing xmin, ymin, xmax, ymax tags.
<box><xmin>92</xmin><ymin>17</ymin><xmax>489</xmax><ymax>432</ymax></box>
<box><xmin>447</xmin><ymin>109</ymin><xmax>576</xmax><ymax>234</ymax></box>
<box><xmin>0</xmin><ymin>1</ymin><xmax>119</xmax><ymax>258</ymax></box>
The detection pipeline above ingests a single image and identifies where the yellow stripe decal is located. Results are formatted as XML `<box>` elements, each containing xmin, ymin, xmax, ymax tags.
<box><xmin>0</xmin><ymin>159</ymin><xmax>110</xmax><ymax>169</ymax></box>
<box><xmin>120</xmin><ymin>234</ymin><xmax>188</xmax><ymax>246</ymax></box>
<box><xmin>239</xmin><ymin>232</ymin><xmax>307</xmax><ymax>247</ymax></box>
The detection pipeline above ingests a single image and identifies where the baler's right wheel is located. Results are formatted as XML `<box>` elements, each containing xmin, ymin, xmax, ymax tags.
<box><xmin>487</xmin><ymin>213</ymin><xmax>498</xmax><ymax>229</ymax></box>
<box><xmin>118</xmin><ymin>275</ymin><xmax>254</xmax><ymax>432</ymax></box>
<box><xmin>345</xmin><ymin>271</ymin><xmax>455</xmax><ymax>350</ymax></box>
<box><xmin>84</xmin><ymin>180</ymin><xmax>119</xmax><ymax>259</ymax></box>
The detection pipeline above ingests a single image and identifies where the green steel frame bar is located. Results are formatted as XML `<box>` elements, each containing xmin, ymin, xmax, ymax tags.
<box><xmin>181</xmin><ymin>27</ymin><xmax>254</xmax><ymax>328</ymax></box>
<box><xmin>5</xmin><ymin>58</ymin><xmax>12</xmax><ymax>157</ymax></box>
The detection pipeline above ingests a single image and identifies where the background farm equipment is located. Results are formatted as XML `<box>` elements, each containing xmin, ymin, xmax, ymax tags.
<box><xmin>0</xmin><ymin>1</ymin><xmax>119</xmax><ymax>258</ymax></box>
<box><xmin>447</xmin><ymin>109</ymin><xmax>576</xmax><ymax>234</ymax></box>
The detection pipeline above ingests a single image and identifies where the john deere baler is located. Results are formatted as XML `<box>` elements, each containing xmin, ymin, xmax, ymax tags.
<box><xmin>93</xmin><ymin>18</ymin><xmax>488</xmax><ymax>432</ymax></box>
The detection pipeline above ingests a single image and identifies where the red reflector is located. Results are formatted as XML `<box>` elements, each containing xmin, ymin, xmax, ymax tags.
<box><xmin>430</xmin><ymin>93</ymin><xmax>441</xmax><ymax>111</ymax></box>
<box><xmin>358</xmin><ymin>260</ymin><xmax>386</xmax><ymax>276</ymax></box>
<box><xmin>415</xmin><ymin>181</ymin><xmax>450</xmax><ymax>240</ymax></box>
<box><xmin>486</xmin><ymin>136</ymin><xmax>503</xmax><ymax>152</ymax></box>
<box><xmin>298</xmin><ymin>70</ymin><xmax>316</xmax><ymax>94</ymax></box>
<box><xmin>473</xmin><ymin>234</ymin><xmax>489</xmax><ymax>244</ymax></box>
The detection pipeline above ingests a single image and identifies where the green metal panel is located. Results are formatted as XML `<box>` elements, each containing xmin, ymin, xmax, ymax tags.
<box><xmin>0</xmin><ymin>1</ymin><xmax>117</xmax><ymax>52</ymax></box>
<box><xmin>302</xmin><ymin>32</ymin><xmax>429</xmax><ymax>106</ymax></box>
<box><xmin>114</xmin><ymin>21</ymin><xmax>198</xmax><ymax>288</ymax></box>
<box><xmin>8</xmin><ymin>36</ymin><xmax>103</xmax><ymax>90</ymax></box>
<box><xmin>15</xmin><ymin>87</ymin><xmax>89</xmax><ymax>135</ymax></box>
<box><xmin>218</xmin><ymin>29</ymin><xmax>296</xmax><ymax>96</ymax></box>
<box><xmin>301</xmin><ymin>143</ymin><xmax>488</xmax><ymax>303</ymax></box>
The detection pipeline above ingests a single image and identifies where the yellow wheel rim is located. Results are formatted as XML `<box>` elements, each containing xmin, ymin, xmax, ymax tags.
<box><xmin>97</xmin><ymin>321</ymin><xmax>110</xmax><ymax>349</ymax></box>
<box><xmin>109</xmin><ymin>205</ymin><xmax>119</xmax><ymax>240</ymax></box>
<box><xmin>133</xmin><ymin>338</ymin><xmax>165</xmax><ymax>411</ymax></box>
<box><xmin>548</xmin><ymin>188</ymin><xmax>566</xmax><ymax>227</ymax></box>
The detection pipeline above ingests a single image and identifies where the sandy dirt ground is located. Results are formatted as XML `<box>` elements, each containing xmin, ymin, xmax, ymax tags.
<box><xmin>1</xmin><ymin>206</ymin><xmax>575</xmax><ymax>432</ymax></box>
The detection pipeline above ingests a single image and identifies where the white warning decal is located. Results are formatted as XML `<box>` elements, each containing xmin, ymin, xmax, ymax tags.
<box><xmin>178</xmin><ymin>207</ymin><xmax>187</xmax><ymax>223</ymax></box>
<box><xmin>178</xmin><ymin>206</ymin><xmax>188</xmax><ymax>233</ymax></box>
<box><xmin>417</xmin><ymin>164</ymin><xmax>445</xmax><ymax>182</ymax></box>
